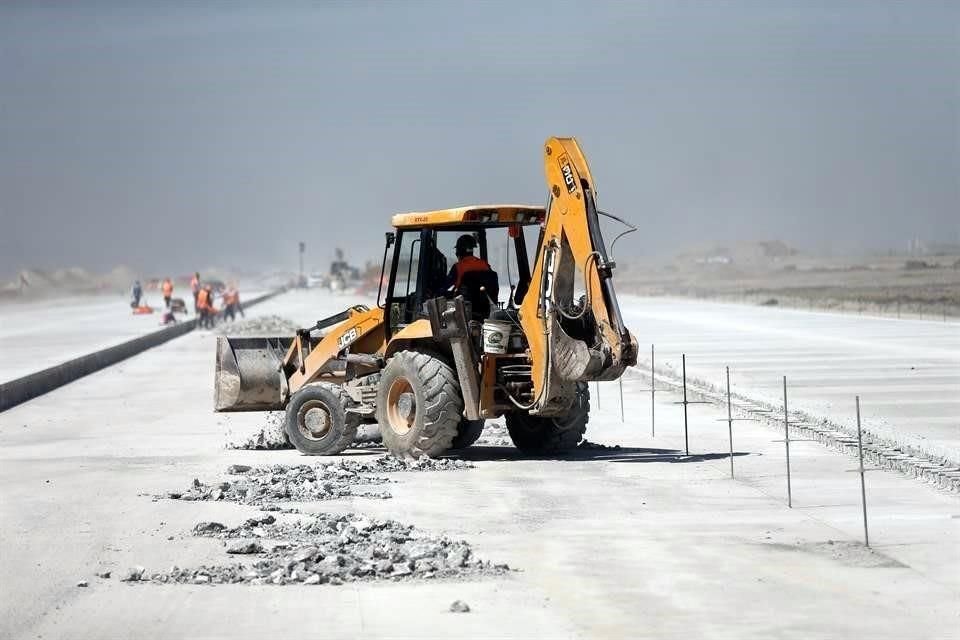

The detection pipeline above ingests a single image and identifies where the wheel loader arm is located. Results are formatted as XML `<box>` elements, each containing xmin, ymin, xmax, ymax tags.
<box><xmin>282</xmin><ymin>306</ymin><xmax>386</xmax><ymax>394</ymax></box>
<box><xmin>518</xmin><ymin>137</ymin><xmax>637</xmax><ymax>415</ymax></box>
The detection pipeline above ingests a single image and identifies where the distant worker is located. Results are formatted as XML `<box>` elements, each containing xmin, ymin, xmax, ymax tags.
<box><xmin>222</xmin><ymin>285</ymin><xmax>244</xmax><ymax>321</ymax></box>
<box><xmin>447</xmin><ymin>234</ymin><xmax>492</xmax><ymax>289</ymax></box>
<box><xmin>160</xmin><ymin>306</ymin><xmax>177</xmax><ymax>326</ymax></box>
<box><xmin>161</xmin><ymin>277</ymin><xmax>174</xmax><ymax>308</ymax></box>
<box><xmin>130</xmin><ymin>280</ymin><xmax>142</xmax><ymax>308</ymax></box>
<box><xmin>190</xmin><ymin>272</ymin><xmax>201</xmax><ymax>313</ymax></box>
<box><xmin>197</xmin><ymin>284</ymin><xmax>216</xmax><ymax>329</ymax></box>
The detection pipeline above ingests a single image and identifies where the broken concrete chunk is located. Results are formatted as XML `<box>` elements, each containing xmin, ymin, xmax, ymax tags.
<box><xmin>121</xmin><ymin>567</ymin><xmax>145</xmax><ymax>582</ymax></box>
<box><xmin>226</xmin><ymin>540</ymin><xmax>263</xmax><ymax>554</ymax></box>
<box><xmin>391</xmin><ymin>564</ymin><xmax>412</xmax><ymax>577</ymax></box>
<box><xmin>193</xmin><ymin>522</ymin><xmax>227</xmax><ymax>534</ymax></box>
<box><xmin>291</xmin><ymin>546</ymin><xmax>319</xmax><ymax>564</ymax></box>
<box><xmin>227</xmin><ymin>464</ymin><xmax>252</xmax><ymax>474</ymax></box>
<box><xmin>449</xmin><ymin>600</ymin><xmax>471</xmax><ymax>613</ymax></box>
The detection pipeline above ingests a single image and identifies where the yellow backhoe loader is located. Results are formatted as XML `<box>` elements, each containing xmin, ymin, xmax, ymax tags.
<box><xmin>215</xmin><ymin>137</ymin><xmax>638</xmax><ymax>458</ymax></box>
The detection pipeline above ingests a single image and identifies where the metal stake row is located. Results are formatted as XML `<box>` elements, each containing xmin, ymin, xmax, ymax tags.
<box><xmin>645</xmin><ymin>353</ymin><xmax>876</xmax><ymax>546</ymax></box>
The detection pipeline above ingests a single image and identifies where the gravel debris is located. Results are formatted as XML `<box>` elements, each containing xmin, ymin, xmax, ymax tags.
<box><xmin>225</xmin><ymin>413</ymin><xmax>292</xmax><ymax>451</ymax></box>
<box><xmin>449</xmin><ymin>600</ymin><xmax>471</xmax><ymax>613</ymax></box>
<box><xmin>227</xmin><ymin>464</ymin><xmax>252</xmax><ymax>474</ymax></box>
<box><xmin>121</xmin><ymin>566</ymin><xmax>145</xmax><ymax>582</ymax></box>
<box><xmin>76</xmin><ymin>579</ymin><xmax>89</xmax><ymax>588</ymax></box>
<box><xmin>165</xmin><ymin>457</ymin><xmax>473</xmax><ymax>507</ymax></box>
<box><xmin>147</xmin><ymin>513</ymin><xmax>507</xmax><ymax>586</ymax></box>
<box><xmin>216</xmin><ymin>315</ymin><xmax>299</xmax><ymax>337</ymax></box>
<box><xmin>226</xmin><ymin>540</ymin><xmax>263</xmax><ymax>554</ymax></box>
<box><xmin>577</xmin><ymin>440</ymin><xmax>622</xmax><ymax>451</ymax></box>
<box><xmin>194</xmin><ymin>521</ymin><xmax>227</xmax><ymax>534</ymax></box>
<box><xmin>96</xmin><ymin>571</ymin><xmax>111</xmax><ymax>579</ymax></box>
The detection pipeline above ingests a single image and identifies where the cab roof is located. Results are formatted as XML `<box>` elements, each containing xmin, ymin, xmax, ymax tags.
<box><xmin>391</xmin><ymin>205</ymin><xmax>545</xmax><ymax>229</ymax></box>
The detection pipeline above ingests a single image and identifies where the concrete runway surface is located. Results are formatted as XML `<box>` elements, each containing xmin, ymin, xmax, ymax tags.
<box><xmin>0</xmin><ymin>289</ymin><xmax>957</xmax><ymax>639</ymax></box>
<box><xmin>620</xmin><ymin>296</ymin><xmax>960</xmax><ymax>464</ymax></box>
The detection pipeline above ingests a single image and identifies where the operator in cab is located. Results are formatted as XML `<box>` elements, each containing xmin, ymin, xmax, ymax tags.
<box><xmin>446</xmin><ymin>234</ymin><xmax>492</xmax><ymax>290</ymax></box>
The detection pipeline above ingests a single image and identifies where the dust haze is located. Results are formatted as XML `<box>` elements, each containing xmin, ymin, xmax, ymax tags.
<box><xmin>1</xmin><ymin>1</ymin><xmax>958</xmax><ymax>282</ymax></box>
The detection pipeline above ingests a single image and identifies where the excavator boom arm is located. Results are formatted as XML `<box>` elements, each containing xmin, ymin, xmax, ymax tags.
<box><xmin>518</xmin><ymin>137</ymin><xmax>637</xmax><ymax>415</ymax></box>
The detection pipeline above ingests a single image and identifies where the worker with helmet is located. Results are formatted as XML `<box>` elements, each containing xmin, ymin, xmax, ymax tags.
<box><xmin>445</xmin><ymin>234</ymin><xmax>499</xmax><ymax>316</ymax></box>
<box><xmin>161</xmin><ymin>277</ymin><xmax>174</xmax><ymax>308</ymax></box>
<box><xmin>222</xmin><ymin>285</ymin><xmax>244</xmax><ymax>321</ymax></box>
<box><xmin>130</xmin><ymin>280</ymin><xmax>142</xmax><ymax>308</ymax></box>
<box><xmin>190</xmin><ymin>272</ymin><xmax>201</xmax><ymax>313</ymax></box>
<box><xmin>197</xmin><ymin>283</ymin><xmax>216</xmax><ymax>328</ymax></box>
<box><xmin>447</xmin><ymin>234</ymin><xmax>492</xmax><ymax>289</ymax></box>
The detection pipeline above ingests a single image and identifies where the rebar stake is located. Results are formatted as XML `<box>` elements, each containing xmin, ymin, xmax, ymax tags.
<box><xmin>682</xmin><ymin>354</ymin><xmax>689</xmax><ymax>454</ymax></box>
<box><xmin>651</xmin><ymin>344</ymin><xmax>656</xmax><ymax>437</ymax></box>
<box><xmin>726</xmin><ymin>367</ymin><xmax>734</xmax><ymax>478</ymax></box>
<box><xmin>855</xmin><ymin>396</ymin><xmax>870</xmax><ymax>547</ymax></box>
<box><xmin>783</xmin><ymin>376</ymin><xmax>792</xmax><ymax>508</ymax></box>
<box><xmin>714</xmin><ymin>367</ymin><xmax>760</xmax><ymax>479</ymax></box>
<box><xmin>619</xmin><ymin>377</ymin><xmax>624</xmax><ymax>423</ymax></box>
<box><xmin>672</xmin><ymin>354</ymin><xmax>709</xmax><ymax>455</ymax></box>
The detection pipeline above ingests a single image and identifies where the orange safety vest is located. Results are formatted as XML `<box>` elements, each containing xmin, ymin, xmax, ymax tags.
<box><xmin>197</xmin><ymin>288</ymin><xmax>211</xmax><ymax>310</ymax></box>
<box><xmin>453</xmin><ymin>255</ymin><xmax>491</xmax><ymax>288</ymax></box>
<box><xmin>162</xmin><ymin>280</ymin><xmax>173</xmax><ymax>296</ymax></box>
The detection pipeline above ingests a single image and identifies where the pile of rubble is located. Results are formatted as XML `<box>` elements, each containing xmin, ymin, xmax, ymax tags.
<box><xmin>577</xmin><ymin>440</ymin><xmax>622</xmax><ymax>451</ymax></box>
<box><xmin>166</xmin><ymin>457</ymin><xmax>473</xmax><ymax>507</ymax></box>
<box><xmin>225</xmin><ymin>413</ymin><xmax>291</xmax><ymax>450</ymax></box>
<box><xmin>216</xmin><ymin>315</ymin><xmax>299</xmax><ymax>337</ymax></box>
<box><xmin>133</xmin><ymin>512</ymin><xmax>507</xmax><ymax>586</ymax></box>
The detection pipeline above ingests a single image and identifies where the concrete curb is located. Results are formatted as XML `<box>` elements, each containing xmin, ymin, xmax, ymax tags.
<box><xmin>0</xmin><ymin>289</ymin><xmax>286</xmax><ymax>412</ymax></box>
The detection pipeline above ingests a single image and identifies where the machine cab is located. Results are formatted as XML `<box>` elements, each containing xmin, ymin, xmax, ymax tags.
<box><xmin>378</xmin><ymin>205</ymin><xmax>546</xmax><ymax>337</ymax></box>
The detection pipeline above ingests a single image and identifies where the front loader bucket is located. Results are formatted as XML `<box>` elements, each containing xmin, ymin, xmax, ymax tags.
<box><xmin>214</xmin><ymin>336</ymin><xmax>293</xmax><ymax>412</ymax></box>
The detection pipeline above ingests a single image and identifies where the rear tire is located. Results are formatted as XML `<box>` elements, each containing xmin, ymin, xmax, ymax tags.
<box><xmin>451</xmin><ymin>418</ymin><xmax>485</xmax><ymax>449</ymax></box>
<box><xmin>506</xmin><ymin>382</ymin><xmax>590</xmax><ymax>454</ymax></box>
<box><xmin>285</xmin><ymin>384</ymin><xmax>358</xmax><ymax>455</ymax></box>
<box><xmin>376</xmin><ymin>351</ymin><xmax>462</xmax><ymax>458</ymax></box>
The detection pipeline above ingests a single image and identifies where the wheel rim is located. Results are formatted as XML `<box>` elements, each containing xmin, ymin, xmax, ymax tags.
<box><xmin>385</xmin><ymin>377</ymin><xmax>416</xmax><ymax>436</ymax></box>
<box><xmin>297</xmin><ymin>399</ymin><xmax>333</xmax><ymax>441</ymax></box>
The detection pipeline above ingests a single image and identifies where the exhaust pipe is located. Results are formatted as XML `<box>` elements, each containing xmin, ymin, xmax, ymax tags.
<box><xmin>214</xmin><ymin>336</ymin><xmax>293</xmax><ymax>412</ymax></box>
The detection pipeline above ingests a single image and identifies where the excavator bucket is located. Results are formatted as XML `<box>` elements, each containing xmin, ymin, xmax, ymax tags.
<box><xmin>214</xmin><ymin>336</ymin><xmax>293</xmax><ymax>412</ymax></box>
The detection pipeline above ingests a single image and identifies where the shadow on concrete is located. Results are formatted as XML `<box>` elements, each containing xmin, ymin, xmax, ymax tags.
<box><xmin>452</xmin><ymin>445</ymin><xmax>752</xmax><ymax>464</ymax></box>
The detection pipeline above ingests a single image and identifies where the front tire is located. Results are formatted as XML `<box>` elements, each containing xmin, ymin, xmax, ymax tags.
<box><xmin>376</xmin><ymin>351</ymin><xmax>462</xmax><ymax>458</ymax></box>
<box><xmin>285</xmin><ymin>384</ymin><xmax>358</xmax><ymax>455</ymax></box>
<box><xmin>506</xmin><ymin>382</ymin><xmax>590</xmax><ymax>454</ymax></box>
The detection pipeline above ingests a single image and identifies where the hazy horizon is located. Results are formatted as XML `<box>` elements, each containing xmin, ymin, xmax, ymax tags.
<box><xmin>2</xmin><ymin>2</ymin><xmax>958</xmax><ymax>279</ymax></box>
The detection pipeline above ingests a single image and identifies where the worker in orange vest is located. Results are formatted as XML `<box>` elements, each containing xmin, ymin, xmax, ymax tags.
<box><xmin>161</xmin><ymin>278</ymin><xmax>174</xmax><ymax>308</ymax></box>
<box><xmin>447</xmin><ymin>234</ymin><xmax>492</xmax><ymax>289</ymax></box>
<box><xmin>222</xmin><ymin>286</ymin><xmax>244</xmax><ymax>321</ymax></box>
<box><xmin>190</xmin><ymin>272</ymin><xmax>201</xmax><ymax>313</ymax></box>
<box><xmin>196</xmin><ymin>284</ymin><xmax>216</xmax><ymax>328</ymax></box>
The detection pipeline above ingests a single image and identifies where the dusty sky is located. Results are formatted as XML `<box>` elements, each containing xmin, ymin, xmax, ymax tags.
<box><xmin>1</xmin><ymin>1</ymin><xmax>957</xmax><ymax>277</ymax></box>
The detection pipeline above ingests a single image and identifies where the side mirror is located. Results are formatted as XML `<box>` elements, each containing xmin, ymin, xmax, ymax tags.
<box><xmin>385</xmin><ymin>231</ymin><xmax>396</xmax><ymax>248</ymax></box>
